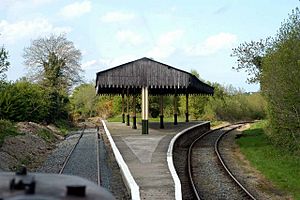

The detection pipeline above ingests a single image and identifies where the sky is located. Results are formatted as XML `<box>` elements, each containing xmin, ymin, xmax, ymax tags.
<box><xmin>0</xmin><ymin>0</ymin><xmax>299</xmax><ymax>92</ymax></box>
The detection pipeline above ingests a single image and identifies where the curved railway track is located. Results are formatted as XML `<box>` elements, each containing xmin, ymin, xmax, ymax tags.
<box><xmin>188</xmin><ymin>123</ymin><xmax>257</xmax><ymax>200</ymax></box>
<box><xmin>59</xmin><ymin>125</ymin><xmax>101</xmax><ymax>186</ymax></box>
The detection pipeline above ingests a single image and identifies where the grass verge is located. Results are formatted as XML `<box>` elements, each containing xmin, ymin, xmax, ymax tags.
<box><xmin>0</xmin><ymin>119</ymin><xmax>23</xmax><ymax>146</ymax></box>
<box><xmin>107</xmin><ymin>115</ymin><xmax>209</xmax><ymax>123</ymax></box>
<box><xmin>37</xmin><ymin>129</ymin><xmax>55</xmax><ymax>143</ymax></box>
<box><xmin>237</xmin><ymin>121</ymin><xmax>300</xmax><ymax>199</ymax></box>
<box><xmin>54</xmin><ymin>119</ymin><xmax>77</xmax><ymax>136</ymax></box>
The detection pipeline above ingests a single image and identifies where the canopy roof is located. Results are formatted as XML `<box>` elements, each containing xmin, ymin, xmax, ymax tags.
<box><xmin>95</xmin><ymin>57</ymin><xmax>214</xmax><ymax>95</ymax></box>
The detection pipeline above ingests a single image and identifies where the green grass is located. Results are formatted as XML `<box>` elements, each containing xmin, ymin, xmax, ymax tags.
<box><xmin>237</xmin><ymin>121</ymin><xmax>300</xmax><ymax>199</ymax></box>
<box><xmin>54</xmin><ymin>119</ymin><xmax>77</xmax><ymax>136</ymax></box>
<box><xmin>37</xmin><ymin>129</ymin><xmax>55</xmax><ymax>143</ymax></box>
<box><xmin>0</xmin><ymin>119</ymin><xmax>23</xmax><ymax>146</ymax></box>
<box><xmin>210</xmin><ymin>120</ymin><xmax>223</xmax><ymax>127</ymax></box>
<box><xmin>107</xmin><ymin>115</ymin><xmax>201</xmax><ymax>123</ymax></box>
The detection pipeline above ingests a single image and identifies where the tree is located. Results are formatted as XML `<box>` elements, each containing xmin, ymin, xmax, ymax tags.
<box><xmin>261</xmin><ymin>7</ymin><xmax>300</xmax><ymax>152</ymax></box>
<box><xmin>70</xmin><ymin>83</ymin><xmax>98</xmax><ymax>118</ymax></box>
<box><xmin>0</xmin><ymin>46</ymin><xmax>9</xmax><ymax>82</ymax></box>
<box><xmin>231</xmin><ymin>38</ymin><xmax>271</xmax><ymax>83</ymax></box>
<box><xmin>23</xmin><ymin>34</ymin><xmax>82</xmax><ymax>92</ymax></box>
<box><xmin>70</xmin><ymin>83</ymin><xmax>117</xmax><ymax>120</ymax></box>
<box><xmin>188</xmin><ymin>70</ymin><xmax>208</xmax><ymax>119</ymax></box>
<box><xmin>233</xmin><ymin>7</ymin><xmax>300</xmax><ymax>152</ymax></box>
<box><xmin>23</xmin><ymin>34</ymin><xmax>83</xmax><ymax>123</ymax></box>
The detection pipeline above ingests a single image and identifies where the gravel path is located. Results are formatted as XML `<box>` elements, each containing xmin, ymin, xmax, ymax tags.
<box><xmin>191</xmin><ymin>128</ymin><xmax>252</xmax><ymax>200</ymax></box>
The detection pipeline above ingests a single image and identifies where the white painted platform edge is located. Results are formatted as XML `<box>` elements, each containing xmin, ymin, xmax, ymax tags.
<box><xmin>167</xmin><ymin>121</ymin><xmax>210</xmax><ymax>200</ymax></box>
<box><xmin>102</xmin><ymin>120</ymin><xmax>141</xmax><ymax>200</ymax></box>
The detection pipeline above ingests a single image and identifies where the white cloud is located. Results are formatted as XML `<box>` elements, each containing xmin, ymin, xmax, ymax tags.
<box><xmin>185</xmin><ymin>32</ymin><xmax>237</xmax><ymax>56</ymax></box>
<box><xmin>147</xmin><ymin>30</ymin><xmax>184</xmax><ymax>59</ymax></box>
<box><xmin>26</xmin><ymin>0</ymin><xmax>54</xmax><ymax>5</ymax></box>
<box><xmin>82</xmin><ymin>60</ymin><xmax>97</xmax><ymax>69</ymax></box>
<box><xmin>1</xmin><ymin>0</ymin><xmax>54</xmax><ymax>7</ymax></box>
<box><xmin>82</xmin><ymin>55</ymin><xmax>139</xmax><ymax>71</ymax></box>
<box><xmin>60</xmin><ymin>0</ymin><xmax>91</xmax><ymax>19</ymax></box>
<box><xmin>100</xmin><ymin>11</ymin><xmax>135</xmax><ymax>23</ymax></box>
<box><xmin>98</xmin><ymin>55</ymin><xmax>139</xmax><ymax>68</ymax></box>
<box><xmin>116</xmin><ymin>30</ymin><xmax>143</xmax><ymax>46</ymax></box>
<box><xmin>0</xmin><ymin>19</ymin><xmax>71</xmax><ymax>44</ymax></box>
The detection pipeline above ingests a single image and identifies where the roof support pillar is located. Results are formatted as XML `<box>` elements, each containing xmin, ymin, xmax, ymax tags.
<box><xmin>132</xmin><ymin>93</ymin><xmax>137</xmax><ymax>129</ymax></box>
<box><xmin>126</xmin><ymin>88</ymin><xmax>130</xmax><ymax>126</ymax></box>
<box><xmin>159</xmin><ymin>95</ymin><xmax>164</xmax><ymax>129</ymax></box>
<box><xmin>185</xmin><ymin>93</ymin><xmax>189</xmax><ymax>122</ymax></box>
<box><xmin>122</xmin><ymin>92</ymin><xmax>125</xmax><ymax>123</ymax></box>
<box><xmin>141</xmin><ymin>86</ymin><xmax>149</xmax><ymax>134</ymax></box>
<box><xmin>174</xmin><ymin>93</ymin><xmax>178</xmax><ymax>125</ymax></box>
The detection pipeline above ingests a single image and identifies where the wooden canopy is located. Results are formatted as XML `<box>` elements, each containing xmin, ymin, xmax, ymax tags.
<box><xmin>95</xmin><ymin>57</ymin><xmax>214</xmax><ymax>95</ymax></box>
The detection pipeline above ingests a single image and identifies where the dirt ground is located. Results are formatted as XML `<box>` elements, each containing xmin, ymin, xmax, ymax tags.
<box><xmin>0</xmin><ymin>122</ymin><xmax>63</xmax><ymax>171</ymax></box>
<box><xmin>0</xmin><ymin>118</ymin><xmax>101</xmax><ymax>172</ymax></box>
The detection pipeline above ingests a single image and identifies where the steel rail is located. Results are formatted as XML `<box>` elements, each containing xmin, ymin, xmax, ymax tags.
<box><xmin>215</xmin><ymin>125</ymin><xmax>257</xmax><ymax>200</ymax></box>
<box><xmin>59</xmin><ymin>125</ymin><xmax>86</xmax><ymax>174</ymax></box>
<box><xmin>187</xmin><ymin>125</ymin><xmax>231</xmax><ymax>200</ymax></box>
<box><xmin>188</xmin><ymin>122</ymin><xmax>256</xmax><ymax>200</ymax></box>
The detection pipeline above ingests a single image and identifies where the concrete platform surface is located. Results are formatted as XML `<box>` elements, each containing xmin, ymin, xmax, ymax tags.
<box><xmin>105</xmin><ymin>121</ymin><xmax>202</xmax><ymax>200</ymax></box>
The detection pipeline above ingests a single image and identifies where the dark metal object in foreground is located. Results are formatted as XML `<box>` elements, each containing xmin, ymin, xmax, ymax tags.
<box><xmin>1</xmin><ymin>172</ymin><xmax>114</xmax><ymax>200</ymax></box>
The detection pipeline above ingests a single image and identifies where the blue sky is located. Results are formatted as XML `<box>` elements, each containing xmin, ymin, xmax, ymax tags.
<box><xmin>0</xmin><ymin>0</ymin><xmax>299</xmax><ymax>92</ymax></box>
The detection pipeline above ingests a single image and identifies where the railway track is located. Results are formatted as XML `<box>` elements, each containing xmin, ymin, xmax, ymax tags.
<box><xmin>59</xmin><ymin>125</ymin><xmax>101</xmax><ymax>186</ymax></box>
<box><xmin>188</xmin><ymin>123</ymin><xmax>257</xmax><ymax>200</ymax></box>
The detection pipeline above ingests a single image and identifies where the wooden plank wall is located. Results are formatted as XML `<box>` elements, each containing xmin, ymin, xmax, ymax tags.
<box><xmin>96</xmin><ymin>58</ymin><xmax>213</xmax><ymax>95</ymax></box>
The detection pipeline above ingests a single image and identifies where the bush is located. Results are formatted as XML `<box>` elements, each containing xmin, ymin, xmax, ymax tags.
<box><xmin>0</xmin><ymin>81</ymin><xmax>50</xmax><ymax>122</ymax></box>
<box><xmin>194</xmin><ymin>83</ymin><xmax>267</xmax><ymax>122</ymax></box>
<box><xmin>202</xmin><ymin>91</ymin><xmax>266</xmax><ymax>122</ymax></box>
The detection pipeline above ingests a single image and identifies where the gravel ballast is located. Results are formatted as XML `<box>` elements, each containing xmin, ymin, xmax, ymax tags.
<box><xmin>61</xmin><ymin>129</ymin><xmax>98</xmax><ymax>183</ymax></box>
<box><xmin>38</xmin><ymin>126</ymin><xmax>129</xmax><ymax>200</ymax></box>
<box><xmin>37</xmin><ymin>131</ymin><xmax>81</xmax><ymax>173</ymax></box>
<box><xmin>191</xmin><ymin>128</ymin><xmax>250</xmax><ymax>200</ymax></box>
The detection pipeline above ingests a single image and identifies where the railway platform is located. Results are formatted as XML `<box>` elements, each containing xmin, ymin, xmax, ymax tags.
<box><xmin>104</xmin><ymin>121</ymin><xmax>202</xmax><ymax>200</ymax></box>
